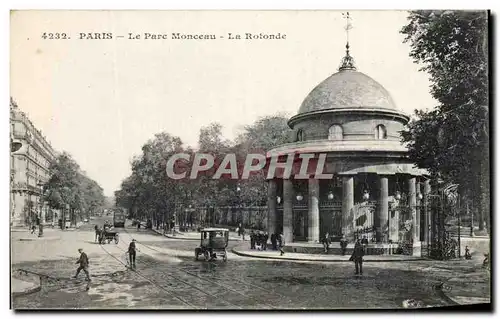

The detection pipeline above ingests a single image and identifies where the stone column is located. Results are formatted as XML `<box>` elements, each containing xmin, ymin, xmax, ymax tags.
<box><xmin>408</xmin><ymin>177</ymin><xmax>418</xmax><ymax>242</ymax></box>
<box><xmin>376</xmin><ymin>175</ymin><xmax>389</xmax><ymax>243</ymax></box>
<box><xmin>267</xmin><ymin>179</ymin><xmax>277</xmax><ymax>235</ymax></box>
<box><xmin>423</xmin><ymin>180</ymin><xmax>431</xmax><ymax>246</ymax></box>
<box><xmin>417</xmin><ymin>180</ymin><xmax>423</xmax><ymax>241</ymax></box>
<box><xmin>308</xmin><ymin>178</ymin><xmax>320</xmax><ymax>243</ymax></box>
<box><xmin>283</xmin><ymin>179</ymin><xmax>294</xmax><ymax>244</ymax></box>
<box><xmin>342</xmin><ymin>176</ymin><xmax>354</xmax><ymax>238</ymax></box>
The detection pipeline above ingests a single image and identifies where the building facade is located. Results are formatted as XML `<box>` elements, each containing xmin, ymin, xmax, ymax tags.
<box><xmin>266</xmin><ymin>47</ymin><xmax>429</xmax><ymax>255</ymax></box>
<box><xmin>10</xmin><ymin>98</ymin><xmax>57</xmax><ymax>227</ymax></box>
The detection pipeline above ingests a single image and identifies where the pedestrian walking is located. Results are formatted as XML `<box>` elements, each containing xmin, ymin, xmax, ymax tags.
<box><xmin>361</xmin><ymin>235</ymin><xmax>368</xmax><ymax>246</ymax></box>
<box><xmin>350</xmin><ymin>239</ymin><xmax>365</xmax><ymax>275</ymax></box>
<box><xmin>237</xmin><ymin>223</ymin><xmax>242</xmax><ymax>237</ymax></box>
<box><xmin>465</xmin><ymin>246</ymin><xmax>472</xmax><ymax>260</ymax></box>
<box><xmin>94</xmin><ymin>225</ymin><xmax>99</xmax><ymax>243</ymax></box>
<box><xmin>73</xmin><ymin>248</ymin><xmax>91</xmax><ymax>281</ymax></box>
<box><xmin>340</xmin><ymin>234</ymin><xmax>348</xmax><ymax>256</ymax></box>
<box><xmin>322</xmin><ymin>232</ymin><xmax>331</xmax><ymax>254</ymax></box>
<box><xmin>271</xmin><ymin>233</ymin><xmax>277</xmax><ymax>250</ymax></box>
<box><xmin>250</xmin><ymin>230</ymin><xmax>256</xmax><ymax>249</ymax></box>
<box><xmin>263</xmin><ymin>232</ymin><xmax>269</xmax><ymax>251</ymax></box>
<box><xmin>128</xmin><ymin>239</ymin><xmax>138</xmax><ymax>269</ymax></box>
<box><xmin>278</xmin><ymin>233</ymin><xmax>285</xmax><ymax>256</ymax></box>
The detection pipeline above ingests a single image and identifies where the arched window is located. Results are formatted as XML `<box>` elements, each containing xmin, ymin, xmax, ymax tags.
<box><xmin>376</xmin><ymin>124</ymin><xmax>387</xmax><ymax>139</ymax></box>
<box><xmin>296</xmin><ymin>129</ymin><xmax>305</xmax><ymax>142</ymax></box>
<box><xmin>328</xmin><ymin>125</ymin><xmax>343</xmax><ymax>140</ymax></box>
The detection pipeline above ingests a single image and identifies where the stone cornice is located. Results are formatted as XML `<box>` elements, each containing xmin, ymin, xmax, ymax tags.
<box><xmin>267</xmin><ymin>139</ymin><xmax>409</xmax><ymax>157</ymax></box>
<box><xmin>288</xmin><ymin>107</ymin><xmax>410</xmax><ymax>128</ymax></box>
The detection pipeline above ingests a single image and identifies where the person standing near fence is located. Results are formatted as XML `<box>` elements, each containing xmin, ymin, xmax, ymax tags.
<box><xmin>350</xmin><ymin>239</ymin><xmax>365</xmax><ymax>275</ymax></box>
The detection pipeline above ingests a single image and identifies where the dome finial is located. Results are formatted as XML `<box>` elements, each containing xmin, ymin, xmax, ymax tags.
<box><xmin>339</xmin><ymin>12</ymin><xmax>356</xmax><ymax>71</ymax></box>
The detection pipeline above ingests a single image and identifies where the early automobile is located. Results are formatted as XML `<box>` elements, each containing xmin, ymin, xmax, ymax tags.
<box><xmin>195</xmin><ymin>228</ymin><xmax>229</xmax><ymax>262</ymax></box>
<box><xmin>98</xmin><ymin>226</ymin><xmax>119</xmax><ymax>244</ymax></box>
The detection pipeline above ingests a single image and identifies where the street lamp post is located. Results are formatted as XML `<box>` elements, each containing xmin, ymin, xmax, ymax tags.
<box><xmin>37</xmin><ymin>182</ymin><xmax>45</xmax><ymax>237</ymax></box>
<box><xmin>236</xmin><ymin>185</ymin><xmax>241</xmax><ymax>226</ymax></box>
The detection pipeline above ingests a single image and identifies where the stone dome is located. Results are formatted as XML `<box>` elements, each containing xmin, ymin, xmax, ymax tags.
<box><xmin>298</xmin><ymin>69</ymin><xmax>397</xmax><ymax>114</ymax></box>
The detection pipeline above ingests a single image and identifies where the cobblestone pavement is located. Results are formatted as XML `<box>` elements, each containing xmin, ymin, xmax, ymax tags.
<box><xmin>11</xmin><ymin>219</ymin><xmax>491</xmax><ymax>309</ymax></box>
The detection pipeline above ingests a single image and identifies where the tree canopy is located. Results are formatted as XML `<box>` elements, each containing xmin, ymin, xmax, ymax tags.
<box><xmin>114</xmin><ymin>114</ymin><xmax>292</xmax><ymax>223</ymax></box>
<box><xmin>400</xmin><ymin>10</ymin><xmax>489</xmax><ymax>228</ymax></box>
<box><xmin>45</xmin><ymin>152</ymin><xmax>105</xmax><ymax>222</ymax></box>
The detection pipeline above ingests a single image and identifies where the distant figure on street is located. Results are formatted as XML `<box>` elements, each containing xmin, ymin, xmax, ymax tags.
<box><xmin>250</xmin><ymin>230</ymin><xmax>256</xmax><ymax>249</ymax></box>
<box><xmin>350</xmin><ymin>239</ymin><xmax>365</xmax><ymax>275</ymax></box>
<box><xmin>137</xmin><ymin>221</ymin><xmax>141</xmax><ymax>229</ymax></box>
<box><xmin>361</xmin><ymin>236</ymin><xmax>369</xmax><ymax>246</ymax></box>
<box><xmin>270</xmin><ymin>233</ymin><xmax>277</xmax><ymax>250</ymax></box>
<box><xmin>322</xmin><ymin>232</ymin><xmax>331</xmax><ymax>254</ymax></box>
<box><xmin>73</xmin><ymin>248</ymin><xmax>91</xmax><ymax>281</ymax></box>
<box><xmin>263</xmin><ymin>232</ymin><xmax>269</xmax><ymax>251</ymax></box>
<box><xmin>278</xmin><ymin>233</ymin><xmax>285</xmax><ymax>256</ymax></box>
<box><xmin>237</xmin><ymin>223</ymin><xmax>242</xmax><ymax>236</ymax></box>
<box><xmin>94</xmin><ymin>225</ymin><xmax>100</xmax><ymax>242</ymax></box>
<box><xmin>340</xmin><ymin>234</ymin><xmax>348</xmax><ymax>256</ymax></box>
<box><xmin>465</xmin><ymin>246</ymin><xmax>472</xmax><ymax>260</ymax></box>
<box><xmin>31</xmin><ymin>224</ymin><xmax>36</xmax><ymax>234</ymax></box>
<box><xmin>128</xmin><ymin>239</ymin><xmax>138</xmax><ymax>269</ymax></box>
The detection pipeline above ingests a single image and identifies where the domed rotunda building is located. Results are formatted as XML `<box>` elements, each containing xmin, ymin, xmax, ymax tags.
<box><xmin>266</xmin><ymin>45</ymin><xmax>429</xmax><ymax>255</ymax></box>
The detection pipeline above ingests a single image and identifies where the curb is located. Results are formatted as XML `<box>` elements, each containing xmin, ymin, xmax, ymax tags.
<box><xmin>11</xmin><ymin>279</ymin><xmax>41</xmax><ymax>298</ymax></box>
<box><xmin>231</xmin><ymin>248</ymin><xmax>425</xmax><ymax>263</ymax></box>
<box><xmin>439</xmin><ymin>271</ymin><xmax>491</xmax><ymax>305</ymax></box>
<box><xmin>18</xmin><ymin>236</ymin><xmax>60</xmax><ymax>242</ymax></box>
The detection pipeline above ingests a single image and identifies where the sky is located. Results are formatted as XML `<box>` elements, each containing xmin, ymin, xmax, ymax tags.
<box><xmin>10</xmin><ymin>10</ymin><xmax>437</xmax><ymax>196</ymax></box>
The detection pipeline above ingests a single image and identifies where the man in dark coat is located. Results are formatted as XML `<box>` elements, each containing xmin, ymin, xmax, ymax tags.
<box><xmin>350</xmin><ymin>239</ymin><xmax>365</xmax><ymax>275</ymax></box>
<box><xmin>322</xmin><ymin>232</ymin><xmax>331</xmax><ymax>254</ymax></box>
<box><xmin>278</xmin><ymin>233</ymin><xmax>285</xmax><ymax>256</ymax></box>
<box><xmin>263</xmin><ymin>232</ymin><xmax>269</xmax><ymax>251</ymax></box>
<box><xmin>73</xmin><ymin>248</ymin><xmax>91</xmax><ymax>281</ymax></box>
<box><xmin>270</xmin><ymin>233</ymin><xmax>277</xmax><ymax>250</ymax></box>
<box><xmin>340</xmin><ymin>234</ymin><xmax>348</xmax><ymax>256</ymax></box>
<box><xmin>128</xmin><ymin>239</ymin><xmax>138</xmax><ymax>269</ymax></box>
<box><xmin>250</xmin><ymin>230</ymin><xmax>256</xmax><ymax>249</ymax></box>
<box><xmin>94</xmin><ymin>225</ymin><xmax>100</xmax><ymax>242</ymax></box>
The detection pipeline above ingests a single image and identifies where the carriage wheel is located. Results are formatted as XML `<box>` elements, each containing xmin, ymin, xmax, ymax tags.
<box><xmin>114</xmin><ymin>234</ymin><xmax>119</xmax><ymax>244</ymax></box>
<box><xmin>204</xmin><ymin>251</ymin><xmax>210</xmax><ymax>261</ymax></box>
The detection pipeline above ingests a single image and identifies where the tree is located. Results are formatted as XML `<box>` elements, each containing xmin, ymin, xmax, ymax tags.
<box><xmin>45</xmin><ymin>152</ymin><xmax>105</xmax><ymax>225</ymax></box>
<box><xmin>400</xmin><ymin>10</ymin><xmax>489</xmax><ymax>231</ymax></box>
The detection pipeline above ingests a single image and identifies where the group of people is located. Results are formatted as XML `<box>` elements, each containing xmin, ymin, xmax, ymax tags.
<box><xmin>246</xmin><ymin>228</ymin><xmax>285</xmax><ymax>255</ymax></box>
<box><xmin>73</xmin><ymin>238</ymin><xmax>139</xmax><ymax>282</ymax></box>
<box><xmin>249</xmin><ymin>230</ymin><xmax>269</xmax><ymax>251</ymax></box>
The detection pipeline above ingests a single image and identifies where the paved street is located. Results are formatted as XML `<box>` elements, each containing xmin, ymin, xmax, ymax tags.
<box><xmin>11</xmin><ymin>218</ymin><xmax>490</xmax><ymax>309</ymax></box>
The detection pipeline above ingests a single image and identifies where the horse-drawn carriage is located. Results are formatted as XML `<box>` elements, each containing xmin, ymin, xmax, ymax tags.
<box><xmin>98</xmin><ymin>226</ymin><xmax>119</xmax><ymax>244</ymax></box>
<box><xmin>195</xmin><ymin>228</ymin><xmax>229</xmax><ymax>262</ymax></box>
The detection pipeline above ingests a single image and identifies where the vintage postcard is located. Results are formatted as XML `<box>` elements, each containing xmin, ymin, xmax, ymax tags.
<box><xmin>10</xmin><ymin>10</ymin><xmax>490</xmax><ymax>310</ymax></box>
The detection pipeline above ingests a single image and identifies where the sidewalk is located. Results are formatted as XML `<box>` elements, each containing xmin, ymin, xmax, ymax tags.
<box><xmin>232</xmin><ymin>244</ymin><xmax>424</xmax><ymax>262</ymax></box>
<box><xmin>148</xmin><ymin>227</ymin><xmax>244</xmax><ymax>241</ymax></box>
<box><xmin>441</xmin><ymin>268</ymin><xmax>491</xmax><ymax>305</ymax></box>
<box><xmin>11</xmin><ymin>277</ymin><xmax>41</xmax><ymax>297</ymax></box>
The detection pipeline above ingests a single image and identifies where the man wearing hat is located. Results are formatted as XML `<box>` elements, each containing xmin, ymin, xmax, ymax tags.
<box><xmin>73</xmin><ymin>248</ymin><xmax>91</xmax><ymax>281</ymax></box>
<box><xmin>128</xmin><ymin>239</ymin><xmax>138</xmax><ymax>269</ymax></box>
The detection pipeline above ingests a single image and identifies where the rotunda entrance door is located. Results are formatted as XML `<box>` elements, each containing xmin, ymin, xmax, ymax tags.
<box><xmin>293</xmin><ymin>208</ymin><xmax>308</xmax><ymax>242</ymax></box>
